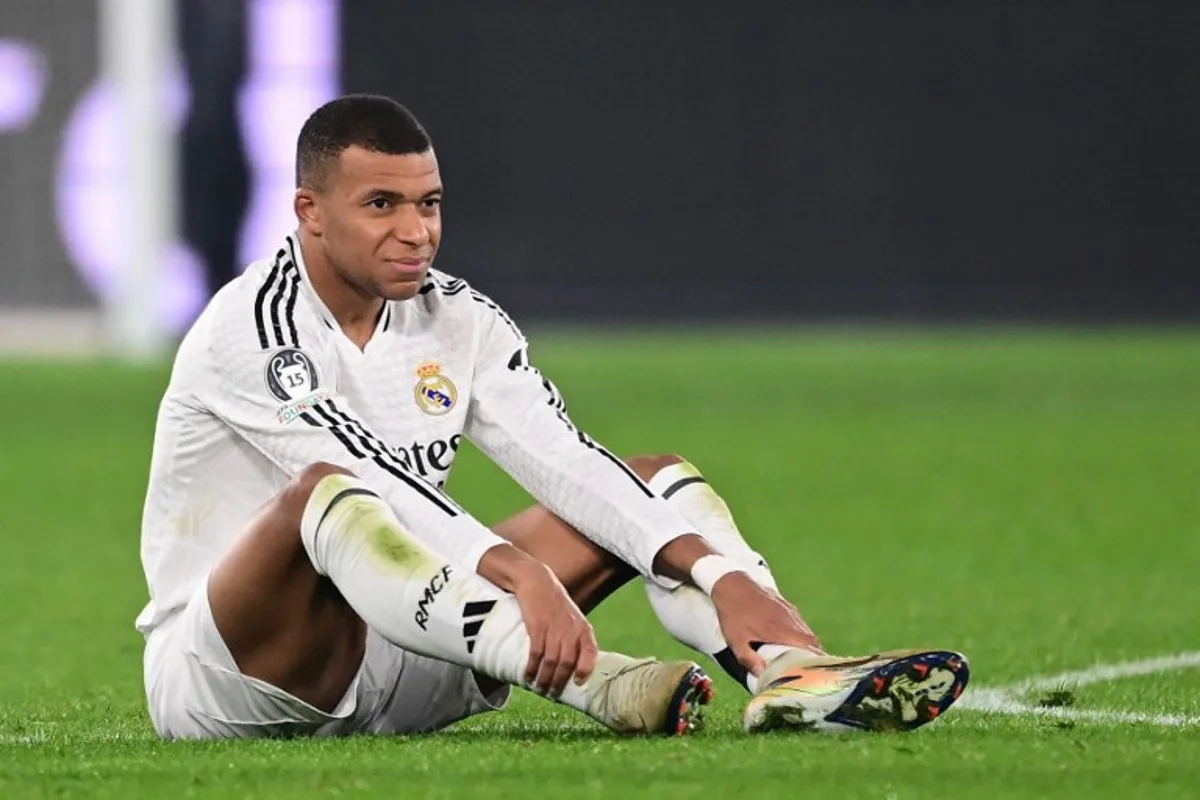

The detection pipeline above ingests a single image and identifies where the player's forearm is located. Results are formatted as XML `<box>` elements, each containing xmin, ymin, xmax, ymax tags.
<box><xmin>475</xmin><ymin>542</ymin><xmax>554</xmax><ymax>593</ymax></box>
<box><xmin>517</xmin><ymin>459</ymin><xmax>693</xmax><ymax>583</ymax></box>
<box><xmin>466</xmin><ymin>369</ymin><xmax>704</xmax><ymax>585</ymax></box>
<box><xmin>471</xmin><ymin>432</ymin><xmax>697</xmax><ymax>586</ymax></box>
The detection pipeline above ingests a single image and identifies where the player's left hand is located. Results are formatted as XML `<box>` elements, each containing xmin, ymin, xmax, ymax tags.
<box><xmin>710</xmin><ymin>571</ymin><xmax>824</xmax><ymax>678</ymax></box>
<box><xmin>509</xmin><ymin>561</ymin><xmax>599</xmax><ymax>697</ymax></box>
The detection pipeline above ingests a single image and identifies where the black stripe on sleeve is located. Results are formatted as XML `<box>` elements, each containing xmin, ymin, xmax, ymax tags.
<box><xmin>321</xmin><ymin>401</ymin><xmax>403</xmax><ymax>465</ymax></box>
<box><xmin>558</xmin><ymin>418</ymin><xmax>655</xmax><ymax>499</ymax></box>
<box><xmin>507</xmin><ymin>349</ymin><xmax>528</xmax><ymax>370</ymax></box>
<box><xmin>269</xmin><ymin>261</ymin><xmax>295</xmax><ymax>348</ymax></box>
<box><xmin>370</xmin><ymin>455</ymin><xmax>460</xmax><ymax>516</ymax></box>
<box><xmin>469</xmin><ymin>289</ymin><xmax>523</xmax><ymax>341</ymax></box>
<box><xmin>510</xmin><ymin>361</ymin><xmax>648</xmax><ymax>498</ymax></box>
<box><xmin>418</xmin><ymin>274</ymin><xmax>465</xmax><ymax>296</ymax></box>
<box><xmin>505</xmin><ymin>346</ymin><xmax>566</xmax><ymax>412</ymax></box>
<box><xmin>592</xmin><ymin>442</ymin><xmax>656</xmax><ymax>498</ymax></box>
<box><xmin>253</xmin><ymin>256</ymin><xmax>284</xmax><ymax>350</ymax></box>
<box><xmin>541</xmin><ymin>376</ymin><xmax>566</xmax><ymax>412</ymax></box>
<box><xmin>304</xmin><ymin>408</ymin><xmax>367</xmax><ymax>459</ymax></box>
<box><xmin>281</xmin><ymin>238</ymin><xmax>305</xmax><ymax>346</ymax></box>
<box><xmin>303</xmin><ymin>403</ymin><xmax>459</xmax><ymax>516</ymax></box>
<box><xmin>320</xmin><ymin>403</ymin><xmax>403</xmax><ymax>472</ymax></box>
<box><xmin>282</xmin><ymin>265</ymin><xmax>301</xmax><ymax>347</ymax></box>
<box><xmin>320</xmin><ymin>400</ymin><xmax>463</xmax><ymax>517</ymax></box>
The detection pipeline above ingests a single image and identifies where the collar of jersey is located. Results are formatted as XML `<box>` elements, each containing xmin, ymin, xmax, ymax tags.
<box><xmin>285</xmin><ymin>231</ymin><xmax>339</xmax><ymax>332</ymax></box>
<box><xmin>285</xmin><ymin>231</ymin><xmax>396</xmax><ymax>346</ymax></box>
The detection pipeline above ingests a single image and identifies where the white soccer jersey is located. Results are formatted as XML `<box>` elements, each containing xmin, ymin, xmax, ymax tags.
<box><xmin>136</xmin><ymin>233</ymin><xmax>694</xmax><ymax>636</ymax></box>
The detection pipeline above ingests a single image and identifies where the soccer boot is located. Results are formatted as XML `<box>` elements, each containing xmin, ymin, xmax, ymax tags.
<box><xmin>582</xmin><ymin>653</ymin><xmax>713</xmax><ymax>736</ymax></box>
<box><xmin>743</xmin><ymin>649</ymin><xmax>969</xmax><ymax>733</ymax></box>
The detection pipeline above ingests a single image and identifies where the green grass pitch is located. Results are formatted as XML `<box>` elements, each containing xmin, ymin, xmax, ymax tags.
<box><xmin>1</xmin><ymin>328</ymin><xmax>1198</xmax><ymax>798</ymax></box>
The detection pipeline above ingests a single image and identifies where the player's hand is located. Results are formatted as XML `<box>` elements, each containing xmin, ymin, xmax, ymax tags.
<box><xmin>710</xmin><ymin>571</ymin><xmax>824</xmax><ymax>678</ymax></box>
<box><xmin>510</xmin><ymin>561</ymin><xmax>599</xmax><ymax>697</ymax></box>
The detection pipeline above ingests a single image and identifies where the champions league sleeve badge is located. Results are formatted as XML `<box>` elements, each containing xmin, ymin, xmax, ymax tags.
<box><xmin>265</xmin><ymin>348</ymin><xmax>321</xmax><ymax>403</ymax></box>
<box><xmin>414</xmin><ymin>360</ymin><xmax>458</xmax><ymax>416</ymax></box>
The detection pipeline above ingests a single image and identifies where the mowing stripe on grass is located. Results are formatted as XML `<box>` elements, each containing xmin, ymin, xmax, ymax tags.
<box><xmin>4</xmin><ymin>652</ymin><xmax>1199</xmax><ymax>743</ymax></box>
<box><xmin>0</xmin><ymin>730</ymin><xmax>156</xmax><ymax>746</ymax></box>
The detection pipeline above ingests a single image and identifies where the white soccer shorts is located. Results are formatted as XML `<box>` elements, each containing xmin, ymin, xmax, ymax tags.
<box><xmin>143</xmin><ymin>580</ymin><xmax>510</xmax><ymax>739</ymax></box>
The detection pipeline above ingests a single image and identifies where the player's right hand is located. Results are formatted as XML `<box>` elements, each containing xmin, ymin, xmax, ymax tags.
<box><xmin>711</xmin><ymin>571</ymin><xmax>825</xmax><ymax>678</ymax></box>
<box><xmin>510</xmin><ymin>561</ymin><xmax>599</xmax><ymax>697</ymax></box>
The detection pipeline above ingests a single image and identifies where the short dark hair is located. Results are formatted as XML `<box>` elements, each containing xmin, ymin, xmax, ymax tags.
<box><xmin>295</xmin><ymin>94</ymin><xmax>431</xmax><ymax>190</ymax></box>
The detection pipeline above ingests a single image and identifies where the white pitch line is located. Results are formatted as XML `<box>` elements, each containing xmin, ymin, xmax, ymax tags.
<box><xmin>999</xmin><ymin>651</ymin><xmax>1200</xmax><ymax>696</ymax></box>
<box><xmin>957</xmin><ymin>650</ymin><xmax>1200</xmax><ymax>728</ymax></box>
<box><xmin>955</xmin><ymin>690</ymin><xmax>1025</xmax><ymax>712</ymax></box>
<box><xmin>959</xmin><ymin>693</ymin><xmax>1200</xmax><ymax>727</ymax></box>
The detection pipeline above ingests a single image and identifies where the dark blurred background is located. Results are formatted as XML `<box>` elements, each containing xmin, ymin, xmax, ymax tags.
<box><xmin>1</xmin><ymin>0</ymin><xmax>1197</xmax><ymax>342</ymax></box>
<box><xmin>340</xmin><ymin>1</ymin><xmax>1200</xmax><ymax>321</ymax></box>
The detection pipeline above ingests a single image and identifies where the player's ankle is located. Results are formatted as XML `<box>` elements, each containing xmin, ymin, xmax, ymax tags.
<box><xmin>745</xmin><ymin>644</ymin><xmax>827</xmax><ymax>694</ymax></box>
<box><xmin>756</xmin><ymin>643</ymin><xmax>822</xmax><ymax>664</ymax></box>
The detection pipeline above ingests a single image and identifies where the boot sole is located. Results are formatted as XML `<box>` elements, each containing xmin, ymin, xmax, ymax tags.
<box><xmin>662</xmin><ymin>665</ymin><xmax>714</xmax><ymax>736</ymax></box>
<box><xmin>825</xmin><ymin>650</ymin><xmax>970</xmax><ymax>732</ymax></box>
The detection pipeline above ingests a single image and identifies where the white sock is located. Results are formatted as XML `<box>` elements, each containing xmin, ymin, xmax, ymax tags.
<box><xmin>300</xmin><ymin>474</ymin><xmax>596</xmax><ymax>710</ymax></box>
<box><xmin>645</xmin><ymin>461</ymin><xmax>814</xmax><ymax>693</ymax></box>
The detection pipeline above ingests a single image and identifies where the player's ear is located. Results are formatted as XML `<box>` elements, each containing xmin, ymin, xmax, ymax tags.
<box><xmin>295</xmin><ymin>188</ymin><xmax>322</xmax><ymax>236</ymax></box>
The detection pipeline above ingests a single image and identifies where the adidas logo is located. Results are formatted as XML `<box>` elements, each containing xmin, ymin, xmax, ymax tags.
<box><xmin>461</xmin><ymin>599</ymin><xmax>496</xmax><ymax>654</ymax></box>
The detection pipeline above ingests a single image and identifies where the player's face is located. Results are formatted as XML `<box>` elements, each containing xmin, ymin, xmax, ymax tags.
<box><xmin>305</xmin><ymin>145</ymin><xmax>443</xmax><ymax>302</ymax></box>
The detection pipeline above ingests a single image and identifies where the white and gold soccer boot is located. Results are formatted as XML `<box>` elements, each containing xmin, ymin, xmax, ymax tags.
<box><xmin>582</xmin><ymin>654</ymin><xmax>713</xmax><ymax>736</ymax></box>
<box><xmin>743</xmin><ymin>649</ymin><xmax>969</xmax><ymax>733</ymax></box>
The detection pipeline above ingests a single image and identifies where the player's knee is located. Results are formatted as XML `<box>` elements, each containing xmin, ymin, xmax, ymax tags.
<box><xmin>282</xmin><ymin>462</ymin><xmax>356</xmax><ymax>516</ymax></box>
<box><xmin>623</xmin><ymin>453</ymin><xmax>684</xmax><ymax>483</ymax></box>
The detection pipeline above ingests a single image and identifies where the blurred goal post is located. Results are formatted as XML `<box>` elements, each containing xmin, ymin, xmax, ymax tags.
<box><xmin>0</xmin><ymin>0</ymin><xmax>338</xmax><ymax>359</ymax></box>
<box><xmin>100</xmin><ymin>0</ymin><xmax>177</xmax><ymax>362</ymax></box>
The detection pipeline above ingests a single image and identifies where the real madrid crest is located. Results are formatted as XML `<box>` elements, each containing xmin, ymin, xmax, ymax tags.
<box><xmin>414</xmin><ymin>360</ymin><xmax>458</xmax><ymax>416</ymax></box>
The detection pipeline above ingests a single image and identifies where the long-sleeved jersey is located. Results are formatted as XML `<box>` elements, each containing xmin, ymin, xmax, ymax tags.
<box><xmin>135</xmin><ymin>233</ymin><xmax>693</xmax><ymax>636</ymax></box>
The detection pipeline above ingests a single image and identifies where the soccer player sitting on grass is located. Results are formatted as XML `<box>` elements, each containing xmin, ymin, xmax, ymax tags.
<box><xmin>136</xmin><ymin>94</ymin><xmax>969</xmax><ymax>740</ymax></box>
